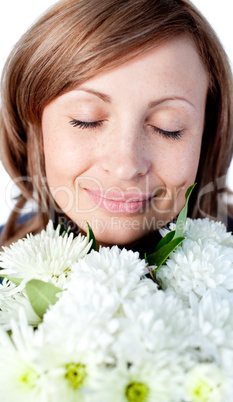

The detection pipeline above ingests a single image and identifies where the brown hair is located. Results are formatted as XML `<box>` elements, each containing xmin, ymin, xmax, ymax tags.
<box><xmin>1</xmin><ymin>0</ymin><xmax>233</xmax><ymax>244</ymax></box>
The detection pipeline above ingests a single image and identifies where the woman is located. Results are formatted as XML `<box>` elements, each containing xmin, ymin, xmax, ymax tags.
<box><xmin>0</xmin><ymin>0</ymin><xmax>232</xmax><ymax>252</ymax></box>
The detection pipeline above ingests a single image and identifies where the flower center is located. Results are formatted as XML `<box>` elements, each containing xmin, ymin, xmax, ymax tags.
<box><xmin>19</xmin><ymin>367</ymin><xmax>39</xmax><ymax>390</ymax></box>
<box><xmin>65</xmin><ymin>363</ymin><xmax>87</xmax><ymax>390</ymax></box>
<box><xmin>125</xmin><ymin>382</ymin><xmax>149</xmax><ymax>402</ymax></box>
<box><xmin>191</xmin><ymin>379</ymin><xmax>213</xmax><ymax>401</ymax></box>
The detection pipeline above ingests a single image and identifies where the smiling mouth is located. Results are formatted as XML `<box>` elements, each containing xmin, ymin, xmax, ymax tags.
<box><xmin>85</xmin><ymin>189</ymin><xmax>154</xmax><ymax>214</ymax></box>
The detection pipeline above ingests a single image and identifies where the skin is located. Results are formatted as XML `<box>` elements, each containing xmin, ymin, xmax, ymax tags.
<box><xmin>42</xmin><ymin>36</ymin><xmax>209</xmax><ymax>247</ymax></box>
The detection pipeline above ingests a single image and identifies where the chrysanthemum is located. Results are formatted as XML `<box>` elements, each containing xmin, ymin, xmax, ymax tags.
<box><xmin>93</xmin><ymin>359</ymin><xmax>189</xmax><ymax>402</ymax></box>
<box><xmin>190</xmin><ymin>290</ymin><xmax>233</xmax><ymax>367</ymax></box>
<box><xmin>40</xmin><ymin>284</ymin><xmax>198</xmax><ymax>401</ymax></box>
<box><xmin>182</xmin><ymin>218</ymin><xmax>233</xmax><ymax>246</ymax></box>
<box><xmin>161</xmin><ymin>218</ymin><xmax>233</xmax><ymax>247</ymax></box>
<box><xmin>69</xmin><ymin>246</ymin><xmax>153</xmax><ymax>298</ymax></box>
<box><xmin>0</xmin><ymin>220</ymin><xmax>91</xmax><ymax>288</ymax></box>
<box><xmin>185</xmin><ymin>363</ymin><xmax>226</xmax><ymax>402</ymax></box>
<box><xmin>111</xmin><ymin>290</ymin><xmax>198</xmax><ymax>364</ymax></box>
<box><xmin>42</xmin><ymin>266</ymin><xmax>197</xmax><ymax>367</ymax></box>
<box><xmin>37</xmin><ymin>281</ymin><xmax>118</xmax><ymax>401</ymax></box>
<box><xmin>156</xmin><ymin>219</ymin><xmax>233</xmax><ymax>304</ymax></box>
<box><xmin>39</xmin><ymin>244</ymin><xmax>159</xmax><ymax>373</ymax></box>
<box><xmin>41</xmin><ymin>269</ymin><xmax>122</xmax><ymax>362</ymax></box>
<box><xmin>0</xmin><ymin>311</ymin><xmax>46</xmax><ymax>402</ymax></box>
<box><xmin>0</xmin><ymin>278</ymin><xmax>41</xmax><ymax>330</ymax></box>
<box><xmin>37</xmin><ymin>343</ymin><xmax>100</xmax><ymax>402</ymax></box>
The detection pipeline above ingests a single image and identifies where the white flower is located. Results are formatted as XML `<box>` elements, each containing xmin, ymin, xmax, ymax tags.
<box><xmin>70</xmin><ymin>246</ymin><xmax>152</xmax><ymax>298</ymax></box>
<box><xmin>91</xmin><ymin>285</ymin><xmax>197</xmax><ymax>401</ymax></box>
<box><xmin>0</xmin><ymin>220</ymin><xmax>91</xmax><ymax>329</ymax></box>
<box><xmin>0</xmin><ymin>311</ymin><xmax>46</xmax><ymax>402</ymax></box>
<box><xmin>190</xmin><ymin>290</ymin><xmax>233</xmax><ymax>368</ymax></box>
<box><xmin>111</xmin><ymin>290</ymin><xmax>198</xmax><ymax>365</ymax></box>
<box><xmin>0</xmin><ymin>279</ymin><xmax>41</xmax><ymax>330</ymax></box>
<box><xmin>40</xmin><ymin>270</ymin><xmax>197</xmax><ymax>398</ymax></box>
<box><xmin>1</xmin><ymin>216</ymin><xmax>233</xmax><ymax>400</ymax></box>
<box><xmin>41</xmin><ymin>287</ymin><xmax>196</xmax><ymax>401</ymax></box>
<box><xmin>38</xmin><ymin>345</ymin><xmax>100</xmax><ymax>402</ymax></box>
<box><xmin>163</xmin><ymin>218</ymin><xmax>233</xmax><ymax>247</ymax></box>
<box><xmin>42</xmin><ymin>286</ymin><xmax>121</xmax><ymax>365</ymax></box>
<box><xmin>185</xmin><ymin>363</ymin><xmax>226</xmax><ymax>402</ymax></box>
<box><xmin>0</xmin><ymin>220</ymin><xmax>91</xmax><ymax>288</ymax></box>
<box><xmin>156</xmin><ymin>219</ymin><xmax>233</xmax><ymax>304</ymax></box>
<box><xmin>182</xmin><ymin>218</ymin><xmax>233</xmax><ymax>247</ymax></box>
<box><xmin>37</xmin><ymin>280</ymin><xmax>121</xmax><ymax>400</ymax></box>
<box><xmin>93</xmin><ymin>360</ymin><xmax>188</xmax><ymax>402</ymax></box>
<box><xmin>42</xmin><ymin>271</ymin><xmax>197</xmax><ymax>368</ymax></box>
<box><xmin>39</xmin><ymin>245</ymin><xmax>157</xmax><ymax>367</ymax></box>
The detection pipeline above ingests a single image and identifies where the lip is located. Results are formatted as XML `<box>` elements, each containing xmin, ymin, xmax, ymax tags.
<box><xmin>85</xmin><ymin>189</ymin><xmax>153</xmax><ymax>214</ymax></box>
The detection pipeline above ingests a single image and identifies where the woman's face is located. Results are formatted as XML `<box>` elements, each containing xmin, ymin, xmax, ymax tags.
<box><xmin>42</xmin><ymin>36</ymin><xmax>208</xmax><ymax>246</ymax></box>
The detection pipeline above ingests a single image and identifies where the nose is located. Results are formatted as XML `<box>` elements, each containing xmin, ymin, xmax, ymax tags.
<box><xmin>101</xmin><ymin>127</ymin><xmax>151</xmax><ymax>181</ymax></box>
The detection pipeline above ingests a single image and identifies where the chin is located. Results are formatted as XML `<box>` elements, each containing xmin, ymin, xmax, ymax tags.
<box><xmin>93</xmin><ymin>227</ymin><xmax>146</xmax><ymax>248</ymax></box>
<box><xmin>75</xmin><ymin>212</ymin><xmax>174</xmax><ymax>248</ymax></box>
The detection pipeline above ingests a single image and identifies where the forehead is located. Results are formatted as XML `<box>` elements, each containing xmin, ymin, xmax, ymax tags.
<box><xmin>41</xmin><ymin>35</ymin><xmax>209</xmax><ymax>124</ymax></box>
<box><xmin>91</xmin><ymin>35</ymin><xmax>206</xmax><ymax>77</ymax></box>
<box><xmin>56</xmin><ymin>36</ymin><xmax>208</xmax><ymax>110</ymax></box>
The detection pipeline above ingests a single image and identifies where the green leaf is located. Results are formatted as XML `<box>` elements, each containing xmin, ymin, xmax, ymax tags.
<box><xmin>173</xmin><ymin>183</ymin><xmax>196</xmax><ymax>239</ymax></box>
<box><xmin>145</xmin><ymin>230</ymin><xmax>175</xmax><ymax>264</ymax></box>
<box><xmin>145</xmin><ymin>184</ymin><xmax>196</xmax><ymax>271</ymax></box>
<box><xmin>25</xmin><ymin>279</ymin><xmax>62</xmax><ymax>319</ymax></box>
<box><xmin>86</xmin><ymin>222</ymin><xmax>97</xmax><ymax>251</ymax></box>
<box><xmin>154</xmin><ymin>230</ymin><xmax>175</xmax><ymax>251</ymax></box>
<box><xmin>0</xmin><ymin>275</ymin><xmax>23</xmax><ymax>286</ymax></box>
<box><xmin>146</xmin><ymin>237</ymin><xmax>184</xmax><ymax>271</ymax></box>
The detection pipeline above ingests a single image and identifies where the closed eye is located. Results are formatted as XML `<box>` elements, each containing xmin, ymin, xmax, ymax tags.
<box><xmin>69</xmin><ymin>120</ymin><xmax>183</xmax><ymax>139</ymax></box>
<box><xmin>69</xmin><ymin>119</ymin><xmax>103</xmax><ymax>129</ymax></box>
<box><xmin>150</xmin><ymin>125</ymin><xmax>183</xmax><ymax>140</ymax></box>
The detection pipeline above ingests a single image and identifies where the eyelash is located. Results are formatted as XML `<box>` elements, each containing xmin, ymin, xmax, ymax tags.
<box><xmin>150</xmin><ymin>126</ymin><xmax>183</xmax><ymax>140</ymax></box>
<box><xmin>69</xmin><ymin>119</ymin><xmax>103</xmax><ymax>129</ymax></box>
<box><xmin>69</xmin><ymin>119</ymin><xmax>183</xmax><ymax>140</ymax></box>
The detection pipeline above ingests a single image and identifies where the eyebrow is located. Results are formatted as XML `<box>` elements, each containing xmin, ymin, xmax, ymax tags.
<box><xmin>148</xmin><ymin>97</ymin><xmax>195</xmax><ymax>109</ymax></box>
<box><xmin>76</xmin><ymin>87</ymin><xmax>111</xmax><ymax>103</ymax></box>
<box><xmin>76</xmin><ymin>88</ymin><xmax>195</xmax><ymax>109</ymax></box>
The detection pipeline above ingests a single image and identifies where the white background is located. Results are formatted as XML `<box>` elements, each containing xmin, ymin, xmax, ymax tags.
<box><xmin>0</xmin><ymin>0</ymin><xmax>233</xmax><ymax>225</ymax></box>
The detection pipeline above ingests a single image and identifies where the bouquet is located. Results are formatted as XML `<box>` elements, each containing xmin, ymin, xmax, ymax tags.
<box><xmin>0</xmin><ymin>187</ymin><xmax>233</xmax><ymax>402</ymax></box>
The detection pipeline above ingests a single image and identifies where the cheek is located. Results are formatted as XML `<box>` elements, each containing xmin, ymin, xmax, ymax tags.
<box><xmin>154</xmin><ymin>140</ymin><xmax>201</xmax><ymax>196</ymax></box>
<box><xmin>177</xmin><ymin>152</ymin><xmax>200</xmax><ymax>180</ymax></box>
<box><xmin>43</xmin><ymin>133</ymin><xmax>89</xmax><ymax>187</ymax></box>
<box><xmin>182</xmin><ymin>139</ymin><xmax>203</xmax><ymax>177</ymax></box>
<box><xmin>158</xmin><ymin>146</ymin><xmax>201</xmax><ymax>217</ymax></box>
